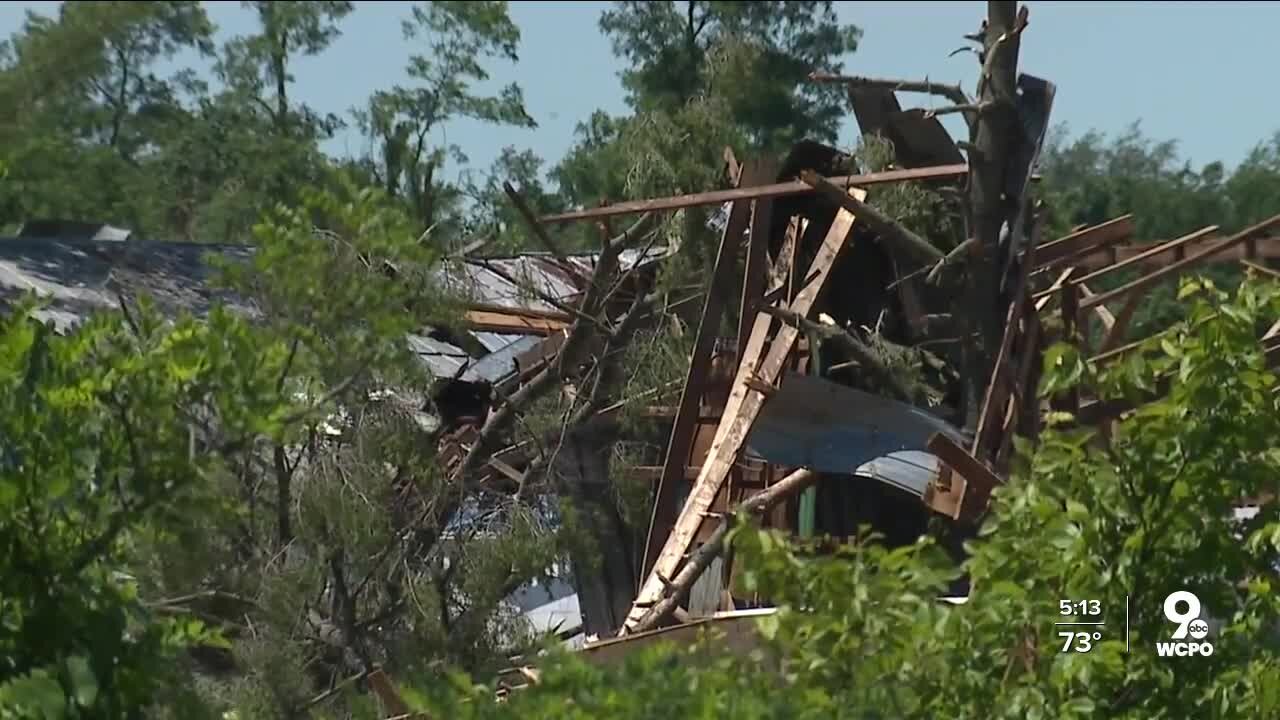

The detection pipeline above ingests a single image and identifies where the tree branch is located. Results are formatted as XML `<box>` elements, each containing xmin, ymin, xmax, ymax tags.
<box><xmin>918</xmin><ymin>101</ymin><xmax>994</xmax><ymax>119</ymax></box>
<box><xmin>629</xmin><ymin>468</ymin><xmax>820</xmax><ymax>634</ymax></box>
<box><xmin>757</xmin><ymin>306</ymin><xmax>915</xmax><ymax>403</ymax></box>
<box><xmin>926</xmin><ymin>237</ymin><xmax>979</xmax><ymax>285</ymax></box>
<box><xmin>807</xmin><ymin>71</ymin><xmax>971</xmax><ymax>106</ymax></box>
<box><xmin>453</xmin><ymin>236</ymin><xmax>623</xmax><ymax>481</ymax></box>
<box><xmin>799</xmin><ymin>170</ymin><xmax>944</xmax><ymax>265</ymax></box>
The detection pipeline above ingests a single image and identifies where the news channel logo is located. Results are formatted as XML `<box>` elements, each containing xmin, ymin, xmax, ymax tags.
<box><xmin>1156</xmin><ymin>590</ymin><xmax>1213</xmax><ymax>657</ymax></box>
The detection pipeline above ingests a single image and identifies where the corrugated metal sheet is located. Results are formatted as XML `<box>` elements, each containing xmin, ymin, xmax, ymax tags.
<box><xmin>461</xmin><ymin>334</ymin><xmax>542</xmax><ymax>383</ymax></box>
<box><xmin>746</xmin><ymin>374</ymin><xmax>967</xmax><ymax>478</ymax></box>
<box><xmin>853</xmin><ymin>450</ymin><xmax>942</xmax><ymax>498</ymax></box>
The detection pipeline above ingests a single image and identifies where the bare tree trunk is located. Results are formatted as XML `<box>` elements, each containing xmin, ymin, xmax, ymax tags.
<box><xmin>558</xmin><ymin>429</ymin><xmax>636</xmax><ymax>637</ymax></box>
<box><xmin>961</xmin><ymin>0</ymin><xmax>1026</xmax><ymax>425</ymax></box>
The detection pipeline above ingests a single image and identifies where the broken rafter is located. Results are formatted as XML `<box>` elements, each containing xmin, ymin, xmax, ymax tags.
<box><xmin>641</xmin><ymin>161</ymin><xmax>769</xmax><ymax>581</ymax></box>
<box><xmin>799</xmin><ymin>170</ymin><xmax>945</xmax><ymax>264</ymax></box>
<box><xmin>806</xmin><ymin>71</ymin><xmax>971</xmax><ymax>106</ymax></box>
<box><xmin>1031</xmin><ymin>215</ymin><xmax>1135</xmax><ymax>271</ymax></box>
<box><xmin>1081</xmin><ymin>214</ymin><xmax>1280</xmax><ymax>312</ymax></box>
<box><xmin>538</xmin><ymin>164</ymin><xmax>968</xmax><ymax>225</ymax></box>
<box><xmin>623</xmin><ymin>189</ymin><xmax>863</xmax><ymax>636</ymax></box>
<box><xmin>628</xmin><ymin>468</ymin><xmax>820</xmax><ymax>635</ymax></box>
<box><xmin>1068</xmin><ymin>225</ymin><xmax>1219</xmax><ymax>290</ymax></box>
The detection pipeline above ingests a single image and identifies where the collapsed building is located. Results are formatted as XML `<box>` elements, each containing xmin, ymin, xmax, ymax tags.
<box><xmin>5</xmin><ymin>80</ymin><xmax>1280</xmax><ymax>704</ymax></box>
<box><xmin>482</xmin><ymin>71</ymin><xmax>1280</xmax><ymax>678</ymax></box>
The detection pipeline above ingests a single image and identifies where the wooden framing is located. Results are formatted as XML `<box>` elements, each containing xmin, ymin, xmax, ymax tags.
<box><xmin>641</xmin><ymin>161</ymin><xmax>771</xmax><ymax>582</ymax></box>
<box><xmin>462</xmin><ymin>307</ymin><xmax>569</xmax><ymax>335</ymax></box>
<box><xmin>1080</xmin><ymin>214</ymin><xmax>1280</xmax><ymax>313</ymax></box>
<box><xmin>621</xmin><ymin>188</ymin><xmax>865</xmax><ymax>636</ymax></box>
<box><xmin>1031</xmin><ymin>215</ymin><xmax>1135</xmax><ymax>271</ymax></box>
<box><xmin>538</xmin><ymin>164</ymin><xmax>966</xmax><ymax>225</ymax></box>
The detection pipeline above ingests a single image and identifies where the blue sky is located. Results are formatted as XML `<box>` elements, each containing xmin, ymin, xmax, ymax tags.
<box><xmin>5</xmin><ymin>1</ymin><xmax>1279</xmax><ymax>184</ymax></box>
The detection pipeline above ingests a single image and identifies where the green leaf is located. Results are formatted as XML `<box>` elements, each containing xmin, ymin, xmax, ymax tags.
<box><xmin>756</xmin><ymin>612</ymin><xmax>780</xmax><ymax>641</ymax></box>
<box><xmin>65</xmin><ymin>655</ymin><xmax>98</xmax><ymax>708</ymax></box>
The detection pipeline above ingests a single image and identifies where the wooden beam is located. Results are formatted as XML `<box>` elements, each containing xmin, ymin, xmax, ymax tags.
<box><xmin>997</xmin><ymin>314</ymin><xmax>1042</xmax><ymax>469</ymax></box>
<box><xmin>1070</xmin><ymin>225</ymin><xmax>1219</xmax><ymax>288</ymax></box>
<box><xmin>641</xmin><ymin>164</ymin><xmax>764</xmax><ymax>583</ymax></box>
<box><xmin>538</xmin><ymin>164</ymin><xmax>967</xmax><ymax>224</ymax></box>
<box><xmin>623</xmin><ymin>189</ymin><xmax>864</xmax><ymax>636</ymax></box>
<box><xmin>1263</xmin><ymin>317</ymin><xmax>1280</xmax><ymax>342</ymax></box>
<box><xmin>1031</xmin><ymin>215</ymin><xmax>1135</xmax><ymax>270</ymax></box>
<box><xmin>1059</xmin><ymin>283</ymin><xmax>1082</xmax><ymax>414</ymax></box>
<box><xmin>1033</xmin><ymin>267</ymin><xmax>1075</xmax><ymax>313</ymax></box>
<box><xmin>462</xmin><ymin>308</ymin><xmax>568</xmax><ymax>335</ymax></box>
<box><xmin>627</xmin><ymin>468</ymin><xmax>820</xmax><ymax>635</ymax></box>
<box><xmin>1081</xmin><ymin>214</ymin><xmax>1280</xmax><ymax>312</ymax></box>
<box><xmin>1241</xmin><ymin>259</ymin><xmax>1280</xmax><ymax>282</ymax></box>
<box><xmin>973</xmin><ymin>242</ymin><xmax>1037</xmax><ymax>458</ymax></box>
<box><xmin>927</xmin><ymin>433</ymin><xmax>1004</xmax><ymax>522</ymax></box>
<box><xmin>1098</xmin><ymin>292</ymin><xmax>1142</xmax><ymax>353</ymax></box>
<box><xmin>1077</xmin><ymin>284</ymin><xmax>1115</xmax><ymax>334</ymax></box>
<box><xmin>739</xmin><ymin>160</ymin><xmax>780</xmax><ymax>357</ymax></box>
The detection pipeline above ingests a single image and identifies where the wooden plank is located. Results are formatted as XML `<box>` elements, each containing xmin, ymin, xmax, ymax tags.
<box><xmin>1242</xmin><ymin>259</ymin><xmax>1280</xmax><ymax>281</ymax></box>
<box><xmin>1098</xmin><ymin>292</ymin><xmax>1142</xmax><ymax>353</ymax></box>
<box><xmin>1077</xmin><ymin>284</ymin><xmax>1115</xmax><ymax>334</ymax></box>
<box><xmin>1031</xmin><ymin>215</ymin><xmax>1135</xmax><ymax>269</ymax></box>
<box><xmin>622</xmin><ymin>189</ymin><xmax>864</xmax><ymax>635</ymax></box>
<box><xmin>973</xmin><ymin>219</ymin><xmax>1040</xmax><ymax>459</ymax></box>
<box><xmin>1081</xmin><ymin>214</ymin><xmax>1280</xmax><ymax>312</ymax></box>
<box><xmin>1069</xmin><ymin>226</ymin><xmax>1219</xmax><ymax>288</ymax></box>
<box><xmin>927</xmin><ymin>433</ymin><xmax>1004</xmax><ymax>522</ymax></box>
<box><xmin>769</xmin><ymin>217</ymin><xmax>802</xmax><ymax>295</ymax></box>
<box><xmin>1263</xmin><ymin>317</ymin><xmax>1280</xmax><ymax>342</ymax></box>
<box><xmin>1059</xmin><ymin>284</ymin><xmax>1082</xmax><ymax>414</ymax></box>
<box><xmin>738</xmin><ymin>160</ymin><xmax>780</xmax><ymax>357</ymax></box>
<box><xmin>997</xmin><ymin>314</ymin><xmax>1042</xmax><ymax>469</ymax></box>
<box><xmin>462</xmin><ymin>309</ymin><xmax>568</xmax><ymax>335</ymax></box>
<box><xmin>641</xmin><ymin>164</ymin><xmax>766</xmax><ymax>582</ymax></box>
<box><xmin>538</xmin><ymin>164</ymin><xmax>967</xmax><ymax>224</ymax></box>
<box><xmin>1033</xmin><ymin>267</ymin><xmax>1075</xmax><ymax>313</ymax></box>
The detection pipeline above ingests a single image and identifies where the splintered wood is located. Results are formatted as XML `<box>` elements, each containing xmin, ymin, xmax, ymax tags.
<box><xmin>620</xmin><ymin>187</ymin><xmax>867</xmax><ymax>636</ymax></box>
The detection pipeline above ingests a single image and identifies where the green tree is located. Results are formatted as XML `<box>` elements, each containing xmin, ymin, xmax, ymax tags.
<box><xmin>411</xmin><ymin>274</ymin><xmax>1280</xmax><ymax>718</ymax></box>
<box><xmin>350</xmin><ymin>1</ymin><xmax>535</xmax><ymax>239</ymax></box>
<box><xmin>0</xmin><ymin>297</ymin><xmax>298</xmax><ymax>718</ymax></box>
<box><xmin>600</xmin><ymin>1</ymin><xmax>861</xmax><ymax>150</ymax></box>
<box><xmin>1038</xmin><ymin>122</ymin><xmax>1280</xmax><ymax>342</ymax></box>
<box><xmin>213</xmin><ymin>1</ymin><xmax>353</xmax><ymax>210</ymax></box>
<box><xmin>0</xmin><ymin>1</ymin><xmax>215</xmax><ymax>234</ymax></box>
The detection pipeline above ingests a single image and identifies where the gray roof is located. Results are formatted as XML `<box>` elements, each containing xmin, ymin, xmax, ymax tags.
<box><xmin>0</xmin><ymin>237</ymin><xmax>254</xmax><ymax>331</ymax></box>
<box><xmin>0</xmin><ymin>233</ymin><xmax>669</xmax><ymax>385</ymax></box>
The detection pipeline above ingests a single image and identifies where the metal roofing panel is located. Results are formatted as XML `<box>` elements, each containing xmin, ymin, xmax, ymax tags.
<box><xmin>472</xmin><ymin>330</ymin><xmax>523</xmax><ymax>353</ymax></box>
<box><xmin>745</xmin><ymin>374</ymin><xmax>966</xmax><ymax>473</ymax></box>
<box><xmin>461</xmin><ymin>334</ymin><xmax>542</xmax><ymax>383</ymax></box>
<box><xmin>405</xmin><ymin>333</ymin><xmax>472</xmax><ymax>378</ymax></box>
<box><xmin>854</xmin><ymin>450</ymin><xmax>942</xmax><ymax>498</ymax></box>
<box><xmin>406</xmin><ymin>333</ymin><xmax>468</xmax><ymax>357</ymax></box>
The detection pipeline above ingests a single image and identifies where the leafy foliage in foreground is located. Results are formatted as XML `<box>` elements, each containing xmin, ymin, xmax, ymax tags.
<box><xmin>411</xmin><ymin>276</ymin><xmax>1280</xmax><ymax>719</ymax></box>
<box><xmin>0</xmin><ymin>299</ymin><xmax>293</xmax><ymax>718</ymax></box>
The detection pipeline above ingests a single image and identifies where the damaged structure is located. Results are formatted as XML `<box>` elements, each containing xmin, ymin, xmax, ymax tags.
<box><xmin>6</xmin><ymin>7</ymin><xmax>1280</xmax><ymax>710</ymax></box>
<box><xmin>489</xmin><ymin>55</ymin><xmax>1280</xmax><ymax>678</ymax></box>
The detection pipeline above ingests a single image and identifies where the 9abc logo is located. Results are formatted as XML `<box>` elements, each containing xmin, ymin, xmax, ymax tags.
<box><xmin>1156</xmin><ymin>590</ymin><xmax>1214</xmax><ymax>658</ymax></box>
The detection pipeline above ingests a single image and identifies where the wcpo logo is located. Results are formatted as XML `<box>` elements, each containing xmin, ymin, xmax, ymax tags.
<box><xmin>1156</xmin><ymin>590</ymin><xmax>1214</xmax><ymax>657</ymax></box>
